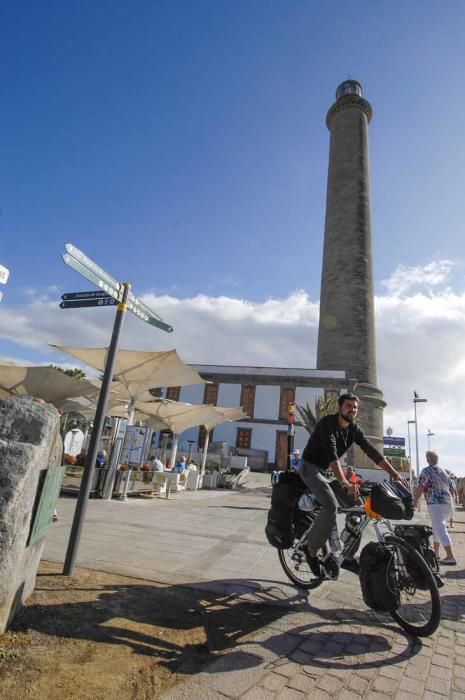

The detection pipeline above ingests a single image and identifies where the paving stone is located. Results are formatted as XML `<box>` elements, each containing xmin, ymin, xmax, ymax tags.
<box><xmin>286</xmin><ymin>673</ymin><xmax>316</xmax><ymax>693</ymax></box>
<box><xmin>289</xmin><ymin>649</ymin><xmax>313</xmax><ymax>666</ymax></box>
<box><xmin>405</xmin><ymin>663</ymin><xmax>430</xmax><ymax>680</ymax></box>
<box><xmin>373</xmin><ymin>675</ymin><xmax>400</xmax><ymax>694</ymax></box>
<box><xmin>162</xmin><ymin>682</ymin><xmax>229</xmax><ymax>699</ymax></box>
<box><xmin>260</xmin><ymin>673</ymin><xmax>288</xmax><ymax>692</ymax></box>
<box><xmin>430</xmin><ymin>664</ymin><xmax>453</xmax><ymax>680</ymax></box>
<box><xmin>275</xmin><ymin>688</ymin><xmax>304</xmax><ymax>699</ymax></box>
<box><xmin>241</xmin><ymin>688</ymin><xmax>276</xmax><ymax>700</ymax></box>
<box><xmin>378</xmin><ymin>664</ymin><xmax>404</xmax><ymax>680</ymax></box>
<box><xmin>338</xmin><ymin>691</ymin><xmax>363</xmax><ymax>700</ymax></box>
<box><xmin>271</xmin><ymin>661</ymin><xmax>301</xmax><ymax>679</ymax></box>
<box><xmin>298</xmin><ymin>639</ymin><xmax>322</xmax><ymax>655</ymax></box>
<box><xmin>398</xmin><ymin>675</ymin><xmax>425</xmax><ymax>695</ymax></box>
<box><xmin>346</xmin><ymin>675</ymin><xmax>370</xmax><ymax>693</ymax></box>
<box><xmin>425</xmin><ymin>674</ymin><xmax>451</xmax><ymax>695</ymax></box>
<box><xmin>430</xmin><ymin>653</ymin><xmax>453</xmax><ymax>669</ymax></box>
<box><xmin>315</xmin><ymin>675</ymin><xmax>344</xmax><ymax>693</ymax></box>
<box><xmin>455</xmin><ymin>667</ymin><xmax>465</xmax><ymax>679</ymax></box>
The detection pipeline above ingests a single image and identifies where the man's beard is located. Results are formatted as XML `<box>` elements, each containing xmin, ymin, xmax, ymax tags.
<box><xmin>342</xmin><ymin>413</ymin><xmax>356</xmax><ymax>423</ymax></box>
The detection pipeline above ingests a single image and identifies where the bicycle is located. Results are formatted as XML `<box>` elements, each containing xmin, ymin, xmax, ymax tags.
<box><xmin>277</xmin><ymin>483</ymin><xmax>442</xmax><ymax>637</ymax></box>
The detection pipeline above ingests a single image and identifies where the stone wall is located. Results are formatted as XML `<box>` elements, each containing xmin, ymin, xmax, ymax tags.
<box><xmin>0</xmin><ymin>397</ymin><xmax>62</xmax><ymax>632</ymax></box>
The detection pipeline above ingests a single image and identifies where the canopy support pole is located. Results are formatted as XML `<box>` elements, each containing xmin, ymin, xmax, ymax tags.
<box><xmin>170</xmin><ymin>434</ymin><xmax>179</xmax><ymax>469</ymax></box>
<box><xmin>200</xmin><ymin>429</ymin><xmax>210</xmax><ymax>475</ymax></box>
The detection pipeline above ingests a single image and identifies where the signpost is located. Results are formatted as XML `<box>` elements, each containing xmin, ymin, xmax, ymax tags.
<box><xmin>0</xmin><ymin>264</ymin><xmax>10</xmax><ymax>303</ymax></box>
<box><xmin>62</xmin><ymin>291</ymin><xmax>112</xmax><ymax>301</ymax></box>
<box><xmin>61</xmin><ymin>243</ymin><xmax>173</xmax><ymax>576</ymax></box>
<box><xmin>384</xmin><ymin>447</ymin><xmax>406</xmax><ymax>458</ymax></box>
<box><xmin>383</xmin><ymin>436</ymin><xmax>405</xmax><ymax>447</ymax></box>
<box><xmin>60</xmin><ymin>298</ymin><xmax>117</xmax><ymax>309</ymax></box>
<box><xmin>0</xmin><ymin>264</ymin><xmax>10</xmax><ymax>285</ymax></box>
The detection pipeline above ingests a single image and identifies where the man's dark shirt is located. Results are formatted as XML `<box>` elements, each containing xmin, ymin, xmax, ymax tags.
<box><xmin>302</xmin><ymin>413</ymin><xmax>383</xmax><ymax>472</ymax></box>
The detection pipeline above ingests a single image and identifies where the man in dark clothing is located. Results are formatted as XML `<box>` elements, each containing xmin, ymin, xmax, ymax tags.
<box><xmin>300</xmin><ymin>393</ymin><xmax>407</xmax><ymax>576</ymax></box>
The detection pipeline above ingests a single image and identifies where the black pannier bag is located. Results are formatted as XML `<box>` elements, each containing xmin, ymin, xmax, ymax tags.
<box><xmin>359</xmin><ymin>542</ymin><xmax>400</xmax><ymax>612</ymax></box>
<box><xmin>265</xmin><ymin>471</ymin><xmax>306</xmax><ymax>549</ymax></box>
<box><xmin>370</xmin><ymin>481</ymin><xmax>413</xmax><ymax>520</ymax></box>
<box><xmin>394</xmin><ymin>524</ymin><xmax>436</xmax><ymax>589</ymax></box>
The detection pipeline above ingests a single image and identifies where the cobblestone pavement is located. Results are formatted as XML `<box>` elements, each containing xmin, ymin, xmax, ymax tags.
<box><xmin>162</xmin><ymin>507</ymin><xmax>465</xmax><ymax>700</ymax></box>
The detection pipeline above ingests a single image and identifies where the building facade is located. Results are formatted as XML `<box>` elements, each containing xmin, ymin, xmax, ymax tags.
<box><xmin>157</xmin><ymin>365</ymin><xmax>353</xmax><ymax>470</ymax></box>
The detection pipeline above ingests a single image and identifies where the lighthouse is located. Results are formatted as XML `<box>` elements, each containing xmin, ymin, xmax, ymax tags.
<box><xmin>317</xmin><ymin>81</ymin><xmax>385</xmax><ymax>458</ymax></box>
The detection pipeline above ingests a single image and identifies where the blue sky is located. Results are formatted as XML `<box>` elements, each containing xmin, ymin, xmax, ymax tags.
<box><xmin>1</xmin><ymin>1</ymin><xmax>465</xmax><ymax>471</ymax></box>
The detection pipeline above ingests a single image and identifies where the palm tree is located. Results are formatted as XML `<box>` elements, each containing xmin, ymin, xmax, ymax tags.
<box><xmin>296</xmin><ymin>394</ymin><xmax>339</xmax><ymax>435</ymax></box>
<box><xmin>51</xmin><ymin>365</ymin><xmax>86</xmax><ymax>379</ymax></box>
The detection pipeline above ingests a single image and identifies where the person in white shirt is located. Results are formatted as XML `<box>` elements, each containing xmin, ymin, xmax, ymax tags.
<box><xmin>151</xmin><ymin>456</ymin><xmax>164</xmax><ymax>472</ymax></box>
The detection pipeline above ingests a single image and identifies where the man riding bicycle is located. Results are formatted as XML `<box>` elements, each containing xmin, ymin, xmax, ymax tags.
<box><xmin>300</xmin><ymin>393</ymin><xmax>408</xmax><ymax>577</ymax></box>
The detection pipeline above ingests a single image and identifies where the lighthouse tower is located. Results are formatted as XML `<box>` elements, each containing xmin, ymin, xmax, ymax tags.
<box><xmin>316</xmin><ymin>81</ymin><xmax>385</xmax><ymax>457</ymax></box>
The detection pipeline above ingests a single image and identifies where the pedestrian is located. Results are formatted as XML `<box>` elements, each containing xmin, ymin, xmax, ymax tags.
<box><xmin>446</xmin><ymin>471</ymin><xmax>458</xmax><ymax>528</ymax></box>
<box><xmin>290</xmin><ymin>449</ymin><xmax>302</xmax><ymax>472</ymax></box>
<box><xmin>414</xmin><ymin>451</ymin><xmax>456</xmax><ymax>565</ymax></box>
<box><xmin>174</xmin><ymin>456</ymin><xmax>187</xmax><ymax>473</ymax></box>
<box><xmin>151</xmin><ymin>456</ymin><xmax>164</xmax><ymax>472</ymax></box>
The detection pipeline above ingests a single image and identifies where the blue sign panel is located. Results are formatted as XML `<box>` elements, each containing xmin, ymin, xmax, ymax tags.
<box><xmin>383</xmin><ymin>436</ymin><xmax>405</xmax><ymax>446</ymax></box>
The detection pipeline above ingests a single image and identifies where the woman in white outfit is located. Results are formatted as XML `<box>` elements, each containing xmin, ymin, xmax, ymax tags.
<box><xmin>414</xmin><ymin>450</ymin><xmax>456</xmax><ymax>565</ymax></box>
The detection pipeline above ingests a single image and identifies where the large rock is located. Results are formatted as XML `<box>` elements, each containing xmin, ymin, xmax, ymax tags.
<box><xmin>0</xmin><ymin>397</ymin><xmax>62</xmax><ymax>632</ymax></box>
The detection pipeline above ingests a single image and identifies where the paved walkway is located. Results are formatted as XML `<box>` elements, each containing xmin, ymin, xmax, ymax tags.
<box><xmin>44</xmin><ymin>478</ymin><xmax>465</xmax><ymax>699</ymax></box>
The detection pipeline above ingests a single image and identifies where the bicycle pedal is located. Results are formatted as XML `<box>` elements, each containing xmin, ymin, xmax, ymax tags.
<box><xmin>322</xmin><ymin>554</ymin><xmax>340</xmax><ymax>580</ymax></box>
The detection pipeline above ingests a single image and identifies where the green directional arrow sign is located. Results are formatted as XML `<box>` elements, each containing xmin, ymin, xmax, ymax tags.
<box><xmin>60</xmin><ymin>298</ymin><xmax>118</xmax><ymax>309</ymax></box>
<box><xmin>65</xmin><ymin>244</ymin><xmax>122</xmax><ymax>298</ymax></box>
<box><xmin>62</xmin><ymin>254</ymin><xmax>122</xmax><ymax>300</ymax></box>
<box><xmin>62</xmin><ymin>290</ymin><xmax>112</xmax><ymax>301</ymax></box>
<box><xmin>127</xmin><ymin>295</ymin><xmax>173</xmax><ymax>333</ymax></box>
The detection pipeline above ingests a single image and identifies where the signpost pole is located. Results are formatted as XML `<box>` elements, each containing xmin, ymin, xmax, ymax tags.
<box><xmin>63</xmin><ymin>283</ymin><xmax>131</xmax><ymax>575</ymax></box>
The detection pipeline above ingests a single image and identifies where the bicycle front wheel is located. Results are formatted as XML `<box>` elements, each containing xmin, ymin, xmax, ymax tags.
<box><xmin>386</xmin><ymin>535</ymin><xmax>441</xmax><ymax>637</ymax></box>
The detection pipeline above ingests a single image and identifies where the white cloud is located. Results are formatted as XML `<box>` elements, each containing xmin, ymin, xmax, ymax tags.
<box><xmin>382</xmin><ymin>260</ymin><xmax>454</xmax><ymax>297</ymax></box>
<box><xmin>1</xmin><ymin>271</ymin><xmax>464</xmax><ymax>474</ymax></box>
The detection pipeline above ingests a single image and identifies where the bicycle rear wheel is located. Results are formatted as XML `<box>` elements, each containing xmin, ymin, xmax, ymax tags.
<box><xmin>386</xmin><ymin>535</ymin><xmax>441</xmax><ymax>637</ymax></box>
<box><xmin>278</xmin><ymin>539</ymin><xmax>329</xmax><ymax>590</ymax></box>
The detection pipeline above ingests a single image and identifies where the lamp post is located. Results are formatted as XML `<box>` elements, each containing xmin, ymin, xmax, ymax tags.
<box><xmin>413</xmin><ymin>391</ymin><xmax>428</xmax><ymax>481</ymax></box>
<box><xmin>427</xmin><ymin>429</ymin><xmax>435</xmax><ymax>450</ymax></box>
<box><xmin>407</xmin><ymin>420</ymin><xmax>415</xmax><ymax>490</ymax></box>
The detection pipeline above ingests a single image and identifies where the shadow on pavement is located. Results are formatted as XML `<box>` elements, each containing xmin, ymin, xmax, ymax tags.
<box><xmin>11</xmin><ymin>577</ymin><xmax>308</xmax><ymax>675</ymax></box>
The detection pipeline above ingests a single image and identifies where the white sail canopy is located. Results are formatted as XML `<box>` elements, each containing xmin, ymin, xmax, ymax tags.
<box><xmin>132</xmin><ymin>400</ymin><xmax>248</xmax><ymax>435</ymax></box>
<box><xmin>50</xmin><ymin>346</ymin><xmax>205</xmax><ymax>404</ymax></box>
<box><xmin>0</xmin><ymin>364</ymin><xmax>99</xmax><ymax>406</ymax></box>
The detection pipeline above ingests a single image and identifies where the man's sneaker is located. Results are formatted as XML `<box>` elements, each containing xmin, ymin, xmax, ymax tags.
<box><xmin>340</xmin><ymin>558</ymin><xmax>360</xmax><ymax>575</ymax></box>
<box><xmin>439</xmin><ymin>557</ymin><xmax>457</xmax><ymax>565</ymax></box>
<box><xmin>306</xmin><ymin>553</ymin><xmax>324</xmax><ymax>578</ymax></box>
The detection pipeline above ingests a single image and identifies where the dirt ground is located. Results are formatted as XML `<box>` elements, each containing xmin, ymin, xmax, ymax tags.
<box><xmin>0</xmin><ymin>561</ymin><xmax>286</xmax><ymax>700</ymax></box>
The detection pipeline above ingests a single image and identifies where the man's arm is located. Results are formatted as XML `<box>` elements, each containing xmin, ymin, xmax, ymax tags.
<box><xmin>354</xmin><ymin>427</ymin><xmax>407</xmax><ymax>484</ymax></box>
<box><xmin>329</xmin><ymin>459</ymin><xmax>359</xmax><ymax>497</ymax></box>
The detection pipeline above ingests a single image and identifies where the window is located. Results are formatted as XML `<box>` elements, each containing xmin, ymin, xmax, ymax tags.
<box><xmin>240</xmin><ymin>384</ymin><xmax>255</xmax><ymax>417</ymax></box>
<box><xmin>236</xmin><ymin>428</ymin><xmax>252</xmax><ymax>450</ymax></box>
<box><xmin>166</xmin><ymin>386</ymin><xmax>180</xmax><ymax>401</ymax></box>
<box><xmin>198</xmin><ymin>426</ymin><xmax>214</xmax><ymax>448</ymax></box>
<box><xmin>279</xmin><ymin>387</ymin><xmax>295</xmax><ymax>420</ymax></box>
<box><xmin>203</xmin><ymin>383</ymin><xmax>218</xmax><ymax>406</ymax></box>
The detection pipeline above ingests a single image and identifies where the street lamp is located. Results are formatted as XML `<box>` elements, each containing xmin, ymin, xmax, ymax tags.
<box><xmin>407</xmin><ymin>420</ymin><xmax>415</xmax><ymax>489</ymax></box>
<box><xmin>427</xmin><ymin>429</ymin><xmax>435</xmax><ymax>450</ymax></box>
<box><xmin>413</xmin><ymin>391</ymin><xmax>428</xmax><ymax>480</ymax></box>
